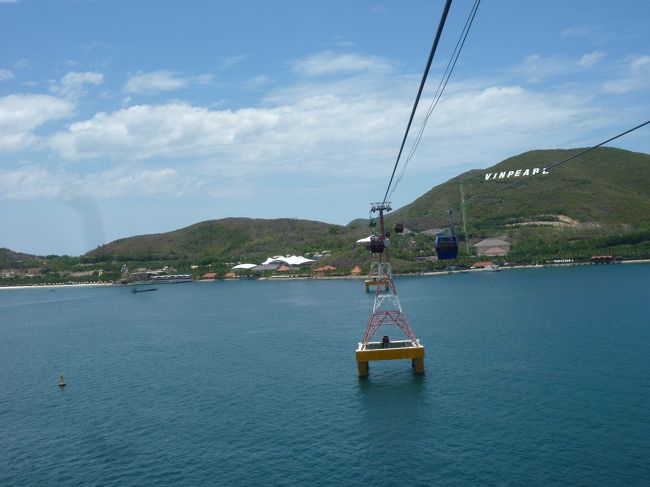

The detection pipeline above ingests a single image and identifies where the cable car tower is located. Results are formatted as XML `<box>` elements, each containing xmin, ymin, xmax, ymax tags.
<box><xmin>355</xmin><ymin>202</ymin><xmax>425</xmax><ymax>377</ymax></box>
<box><xmin>354</xmin><ymin>0</ymin><xmax>457</xmax><ymax>376</ymax></box>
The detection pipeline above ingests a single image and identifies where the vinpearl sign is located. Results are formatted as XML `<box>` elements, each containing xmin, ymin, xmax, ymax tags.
<box><xmin>484</xmin><ymin>167</ymin><xmax>549</xmax><ymax>181</ymax></box>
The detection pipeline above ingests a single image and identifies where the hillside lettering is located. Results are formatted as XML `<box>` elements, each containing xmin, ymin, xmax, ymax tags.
<box><xmin>484</xmin><ymin>167</ymin><xmax>550</xmax><ymax>181</ymax></box>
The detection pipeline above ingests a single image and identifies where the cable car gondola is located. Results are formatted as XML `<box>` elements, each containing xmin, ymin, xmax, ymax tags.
<box><xmin>435</xmin><ymin>230</ymin><xmax>458</xmax><ymax>260</ymax></box>
<box><xmin>394</xmin><ymin>222</ymin><xmax>404</xmax><ymax>234</ymax></box>
<box><xmin>435</xmin><ymin>209</ymin><xmax>459</xmax><ymax>260</ymax></box>
<box><xmin>369</xmin><ymin>236</ymin><xmax>385</xmax><ymax>254</ymax></box>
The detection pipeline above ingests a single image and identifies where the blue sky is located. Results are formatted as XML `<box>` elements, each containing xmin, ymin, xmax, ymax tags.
<box><xmin>1</xmin><ymin>0</ymin><xmax>649</xmax><ymax>255</ymax></box>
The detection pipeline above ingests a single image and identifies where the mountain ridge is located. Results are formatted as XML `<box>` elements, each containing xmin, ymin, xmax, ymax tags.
<box><xmin>3</xmin><ymin>146</ymin><xmax>649</xmax><ymax>266</ymax></box>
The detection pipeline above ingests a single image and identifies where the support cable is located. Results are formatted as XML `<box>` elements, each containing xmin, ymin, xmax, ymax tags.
<box><xmin>389</xmin><ymin>0</ymin><xmax>481</xmax><ymax>200</ymax></box>
<box><xmin>381</xmin><ymin>0</ymin><xmax>453</xmax><ymax>206</ymax></box>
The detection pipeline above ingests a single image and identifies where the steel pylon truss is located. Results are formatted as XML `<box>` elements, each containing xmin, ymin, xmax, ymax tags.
<box><xmin>360</xmin><ymin>262</ymin><xmax>418</xmax><ymax>346</ymax></box>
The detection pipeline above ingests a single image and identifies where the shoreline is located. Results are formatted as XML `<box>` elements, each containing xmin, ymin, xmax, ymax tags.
<box><xmin>0</xmin><ymin>282</ymin><xmax>113</xmax><ymax>291</ymax></box>
<box><xmin>2</xmin><ymin>259</ymin><xmax>649</xmax><ymax>289</ymax></box>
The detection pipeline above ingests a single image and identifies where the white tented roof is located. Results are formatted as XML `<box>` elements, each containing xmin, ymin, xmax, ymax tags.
<box><xmin>232</xmin><ymin>263</ymin><xmax>258</xmax><ymax>270</ymax></box>
<box><xmin>261</xmin><ymin>255</ymin><xmax>315</xmax><ymax>266</ymax></box>
<box><xmin>286</xmin><ymin>255</ymin><xmax>315</xmax><ymax>265</ymax></box>
<box><xmin>356</xmin><ymin>236</ymin><xmax>373</xmax><ymax>243</ymax></box>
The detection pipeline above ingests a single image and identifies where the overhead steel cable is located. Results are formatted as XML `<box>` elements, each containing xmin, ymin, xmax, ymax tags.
<box><xmin>452</xmin><ymin>119</ymin><xmax>650</xmax><ymax>213</ymax></box>
<box><xmin>381</xmin><ymin>0</ymin><xmax>453</xmax><ymax>206</ymax></box>
<box><xmin>389</xmin><ymin>0</ymin><xmax>481</xmax><ymax>200</ymax></box>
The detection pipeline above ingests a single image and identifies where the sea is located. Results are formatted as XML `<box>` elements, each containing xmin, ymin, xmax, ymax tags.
<box><xmin>1</xmin><ymin>264</ymin><xmax>649</xmax><ymax>486</ymax></box>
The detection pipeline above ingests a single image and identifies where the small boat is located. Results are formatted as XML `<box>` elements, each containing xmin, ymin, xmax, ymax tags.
<box><xmin>132</xmin><ymin>286</ymin><xmax>158</xmax><ymax>293</ymax></box>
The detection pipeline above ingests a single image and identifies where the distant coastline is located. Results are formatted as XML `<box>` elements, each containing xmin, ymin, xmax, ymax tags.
<box><xmin>2</xmin><ymin>259</ymin><xmax>648</xmax><ymax>290</ymax></box>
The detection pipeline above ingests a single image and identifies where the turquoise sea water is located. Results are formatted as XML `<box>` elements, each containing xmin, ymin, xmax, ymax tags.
<box><xmin>1</xmin><ymin>264</ymin><xmax>649</xmax><ymax>486</ymax></box>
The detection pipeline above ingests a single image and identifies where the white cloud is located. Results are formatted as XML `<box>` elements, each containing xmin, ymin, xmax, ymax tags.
<box><xmin>578</xmin><ymin>51</ymin><xmax>605</xmax><ymax>67</ymax></box>
<box><xmin>49</xmin><ymin>102</ymin><xmax>282</xmax><ymax>161</ymax></box>
<box><xmin>0</xmin><ymin>94</ymin><xmax>74</xmax><ymax>151</ymax></box>
<box><xmin>603</xmin><ymin>55</ymin><xmax>650</xmax><ymax>93</ymax></box>
<box><xmin>0</xmin><ymin>68</ymin><xmax>14</xmax><ymax>81</ymax></box>
<box><xmin>46</xmin><ymin>73</ymin><xmax>595</xmax><ymax>181</ymax></box>
<box><xmin>292</xmin><ymin>51</ymin><xmax>393</xmax><ymax>77</ymax></box>
<box><xmin>50</xmin><ymin>71</ymin><xmax>104</xmax><ymax>99</ymax></box>
<box><xmin>220</xmin><ymin>55</ymin><xmax>248</xmax><ymax>69</ymax></box>
<box><xmin>245</xmin><ymin>75</ymin><xmax>272</xmax><ymax>90</ymax></box>
<box><xmin>513</xmin><ymin>54</ymin><xmax>575</xmax><ymax>82</ymax></box>
<box><xmin>123</xmin><ymin>70</ymin><xmax>213</xmax><ymax>94</ymax></box>
<box><xmin>1</xmin><ymin>50</ymin><xmax>642</xmax><ymax>203</ymax></box>
<box><xmin>0</xmin><ymin>165</ymin><xmax>246</xmax><ymax>200</ymax></box>
<box><xmin>14</xmin><ymin>58</ymin><xmax>29</xmax><ymax>70</ymax></box>
<box><xmin>123</xmin><ymin>70</ymin><xmax>186</xmax><ymax>94</ymax></box>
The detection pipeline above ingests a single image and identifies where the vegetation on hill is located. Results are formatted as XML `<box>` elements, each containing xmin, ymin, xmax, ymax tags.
<box><xmin>85</xmin><ymin>218</ymin><xmax>369</xmax><ymax>264</ymax></box>
<box><xmin>0</xmin><ymin>248</ymin><xmax>44</xmax><ymax>270</ymax></box>
<box><xmin>2</xmin><ymin>147</ymin><xmax>649</xmax><ymax>286</ymax></box>
<box><xmin>387</xmin><ymin>147</ymin><xmax>650</xmax><ymax>231</ymax></box>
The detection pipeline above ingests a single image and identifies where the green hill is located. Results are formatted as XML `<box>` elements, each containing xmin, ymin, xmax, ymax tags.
<box><xmin>387</xmin><ymin>147</ymin><xmax>650</xmax><ymax>232</ymax></box>
<box><xmin>83</xmin><ymin>147</ymin><xmax>650</xmax><ymax>266</ymax></box>
<box><xmin>86</xmin><ymin>217</ymin><xmax>368</xmax><ymax>264</ymax></box>
<box><xmin>0</xmin><ymin>248</ymin><xmax>44</xmax><ymax>270</ymax></box>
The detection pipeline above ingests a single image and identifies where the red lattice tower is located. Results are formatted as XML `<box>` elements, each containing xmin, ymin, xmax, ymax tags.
<box><xmin>359</xmin><ymin>203</ymin><xmax>420</xmax><ymax>347</ymax></box>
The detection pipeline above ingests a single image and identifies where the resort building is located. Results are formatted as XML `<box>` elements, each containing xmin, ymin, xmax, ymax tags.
<box><xmin>473</xmin><ymin>238</ymin><xmax>511</xmax><ymax>256</ymax></box>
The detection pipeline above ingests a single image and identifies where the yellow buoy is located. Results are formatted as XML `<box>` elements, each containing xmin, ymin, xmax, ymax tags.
<box><xmin>58</xmin><ymin>373</ymin><xmax>66</xmax><ymax>387</ymax></box>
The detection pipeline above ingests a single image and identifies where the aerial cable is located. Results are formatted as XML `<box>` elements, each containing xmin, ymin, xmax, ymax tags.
<box><xmin>389</xmin><ymin>0</ymin><xmax>481</xmax><ymax>200</ymax></box>
<box><xmin>381</xmin><ymin>0</ymin><xmax>453</xmax><ymax>206</ymax></box>
<box><xmin>451</xmin><ymin>119</ymin><xmax>650</xmax><ymax>214</ymax></box>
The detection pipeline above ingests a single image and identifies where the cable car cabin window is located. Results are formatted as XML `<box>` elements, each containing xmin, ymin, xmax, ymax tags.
<box><xmin>435</xmin><ymin>232</ymin><xmax>458</xmax><ymax>260</ymax></box>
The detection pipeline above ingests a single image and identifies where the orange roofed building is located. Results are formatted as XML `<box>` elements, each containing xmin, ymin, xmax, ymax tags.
<box><xmin>314</xmin><ymin>265</ymin><xmax>336</xmax><ymax>272</ymax></box>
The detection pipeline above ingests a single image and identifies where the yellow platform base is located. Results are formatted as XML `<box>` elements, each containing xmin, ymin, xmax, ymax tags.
<box><xmin>356</xmin><ymin>340</ymin><xmax>425</xmax><ymax>377</ymax></box>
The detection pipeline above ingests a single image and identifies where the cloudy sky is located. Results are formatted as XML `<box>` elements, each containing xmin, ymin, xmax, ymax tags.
<box><xmin>1</xmin><ymin>0</ymin><xmax>649</xmax><ymax>255</ymax></box>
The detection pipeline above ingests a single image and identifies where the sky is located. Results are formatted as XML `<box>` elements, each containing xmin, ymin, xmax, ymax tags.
<box><xmin>1</xmin><ymin>0</ymin><xmax>649</xmax><ymax>256</ymax></box>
